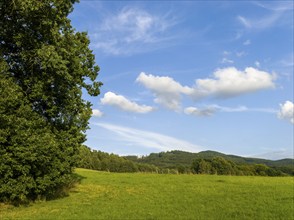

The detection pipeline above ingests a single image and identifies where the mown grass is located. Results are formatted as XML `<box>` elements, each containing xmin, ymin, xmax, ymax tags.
<box><xmin>1</xmin><ymin>168</ymin><xmax>293</xmax><ymax>219</ymax></box>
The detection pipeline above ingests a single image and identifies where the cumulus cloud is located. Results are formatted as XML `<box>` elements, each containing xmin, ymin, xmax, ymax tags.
<box><xmin>278</xmin><ymin>101</ymin><xmax>294</xmax><ymax>124</ymax></box>
<box><xmin>101</xmin><ymin>92</ymin><xmax>154</xmax><ymax>113</ymax></box>
<box><xmin>136</xmin><ymin>68</ymin><xmax>276</xmax><ymax>111</ymax></box>
<box><xmin>92</xmin><ymin>109</ymin><xmax>103</xmax><ymax>117</ymax></box>
<box><xmin>92</xmin><ymin>7</ymin><xmax>178</xmax><ymax>55</ymax></box>
<box><xmin>192</xmin><ymin>67</ymin><xmax>276</xmax><ymax>99</ymax></box>
<box><xmin>136</xmin><ymin>72</ymin><xmax>193</xmax><ymax>111</ymax></box>
<box><xmin>94</xmin><ymin>122</ymin><xmax>203</xmax><ymax>153</ymax></box>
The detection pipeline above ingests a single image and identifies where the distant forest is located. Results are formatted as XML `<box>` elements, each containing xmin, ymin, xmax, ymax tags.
<box><xmin>78</xmin><ymin>146</ymin><xmax>294</xmax><ymax>176</ymax></box>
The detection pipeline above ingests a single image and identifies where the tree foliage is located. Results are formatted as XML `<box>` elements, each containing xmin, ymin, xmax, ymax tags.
<box><xmin>191</xmin><ymin>157</ymin><xmax>285</xmax><ymax>176</ymax></box>
<box><xmin>78</xmin><ymin>146</ymin><xmax>159</xmax><ymax>173</ymax></box>
<box><xmin>0</xmin><ymin>0</ymin><xmax>102</xmax><ymax>204</ymax></box>
<box><xmin>128</xmin><ymin>150</ymin><xmax>293</xmax><ymax>176</ymax></box>
<box><xmin>77</xmin><ymin>147</ymin><xmax>292</xmax><ymax>176</ymax></box>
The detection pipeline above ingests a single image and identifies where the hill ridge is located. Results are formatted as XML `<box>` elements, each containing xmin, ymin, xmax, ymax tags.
<box><xmin>125</xmin><ymin>149</ymin><xmax>294</xmax><ymax>168</ymax></box>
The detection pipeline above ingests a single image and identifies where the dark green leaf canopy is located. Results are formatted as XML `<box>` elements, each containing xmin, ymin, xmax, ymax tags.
<box><xmin>0</xmin><ymin>0</ymin><xmax>102</xmax><ymax>203</ymax></box>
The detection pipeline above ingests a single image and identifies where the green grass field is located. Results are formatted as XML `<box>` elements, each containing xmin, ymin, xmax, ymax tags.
<box><xmin>1</xmin><ymin>168</ymin><xmax>293</xmax><ymax>220</ymax></box>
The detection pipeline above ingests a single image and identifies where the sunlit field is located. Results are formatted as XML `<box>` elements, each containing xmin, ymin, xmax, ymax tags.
<box><xmin>1</xmin><ymin>168</ymin><xmax>293</xmax><ymax>220</ymax></box>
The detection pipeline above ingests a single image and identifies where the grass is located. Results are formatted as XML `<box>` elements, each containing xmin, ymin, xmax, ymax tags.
<box><xmin>1</xmin><ymin>168</ymin><xmax>293</xmax><ymax>220</ymax></box>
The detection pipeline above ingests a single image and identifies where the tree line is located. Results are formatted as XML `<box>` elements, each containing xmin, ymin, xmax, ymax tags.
<box><xmin>77</xmin><ymin>147</ymin><xmax>293</xmax><ymax>176</ymax></box>
<box><xmin>78</xmin><ymin>146</ymin><xmax>159</xmax><ymax>173</ymax></box>
<box><xmin>191</xmin><ymin>157</ymin><xmax>290</xmax><ymax>176</ymax></box>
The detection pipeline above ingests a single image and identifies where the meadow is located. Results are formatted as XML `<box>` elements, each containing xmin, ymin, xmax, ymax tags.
<box><xmin>1</xmin><ymin>168</ymin><xmax>293</xmax><ymax>220</ymax></box>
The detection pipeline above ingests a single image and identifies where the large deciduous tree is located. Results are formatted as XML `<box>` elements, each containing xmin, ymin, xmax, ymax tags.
<box><xmin>0</xmin><ymin>0</ymin><xmax>102</xmax><ymax>203</ymax></box>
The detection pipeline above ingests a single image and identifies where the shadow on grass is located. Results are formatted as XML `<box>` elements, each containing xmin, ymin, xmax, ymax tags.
<box><xmin>46</xmin><ymin>173</ymin><xmax>86</xmax><ymax>201</ymax></box>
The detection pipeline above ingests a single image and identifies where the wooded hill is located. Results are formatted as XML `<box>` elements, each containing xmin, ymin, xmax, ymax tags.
<box><xmin>124</xmin><ymin>150</ymin><xmax>294</xmax><ymax>176</ymax></box>
<box><xmin>125</xmin><ymin>150</ymin><xmax>294</xmax><ymax>169</ymax></box>
<box><xmin>78</xmin><ymin>146</ymin><xmax>294</xmax><ymax>176</ymax></box>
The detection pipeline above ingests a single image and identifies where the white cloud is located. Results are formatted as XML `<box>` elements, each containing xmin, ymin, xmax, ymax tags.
<box><xmin>101</xmin><ymin>92</ymin><xmax>154</xmax><ymax>113</ymax></box>
<box><xmin>137</xmin><ymin>68</ymin><xmax>276</xmax><ymax>110</ymax></box>
<box><xmin>237</xmin><ymin>16</ymin><xmax>252</xmax><ymax>28</ymax></box>
<box><xmin>212</xmin><ymin>104</ymin><xmax>277</xmax><ymax>113</ymax></box>
<box><xmin>254</xmin><ymin>1</ymin><xmax>294</xmax><ymax>12</ymax></box>
<box><xmin>184</xmin><ymin>107</ymin><xmax>216</xmax><ymax>117</ymax></box>
<box><xmin>221</xmin><ymin>57</ymin><xmax>234</xmax><ymax>64</ymax></box>
<box><xmin>92</xmin><ymin>109</ymin><xmax>103</xmax><ymax>117</ymax></box>
<box><xmin>184</xmin><ymin>104</ymin><xmax>277</xmax><ymax>117</ymax></box>
<box><xmin>252</xmin><ymin>148</ymin><xmax>293</xmax><ymax>160</ymax></box>
<box><xmin>94</xmin><ymin>122</ymin><xmax>203</xmax><ymax>153</ymax></box>
<box><xmin>92</xmin><ymin>7</ymin><xmax>178</xmax><ymax>55</ymax></box>
<box><xmin>136</xmin><ymin>72</ymin><xmax>193</xmax><ymax>111</ymax></box>
<box><xmin>238</xmin><ymin>14</ymin><xmax>281</xmax><ymax>30</ymax></box>
<box><xmin>278</xmin><ymin>101</ymin><xmax>294</xmax><ymax>124</ymax></box>
<box><xmin>237</xmin><ymin>3</ymin><xmax>292</xmax><ymax>31</ymax></box>
<box><xmin>209</xmin><ymin>105</ymin><xmax>248</xmax><ymax>113</ymax></box>
<box><xmin>192</xmin><ymin>67</ymin><xmax>276</xmax><ymax>99</ymax></box>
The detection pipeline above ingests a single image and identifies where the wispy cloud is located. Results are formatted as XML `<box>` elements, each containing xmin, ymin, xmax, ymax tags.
<box><xmin>237</xmin><ymin>13</ymin><xmax>281</xmax><ymax>30</ymax></box>
<box><xmin>101</xmin><ymin>92</ymin><xmax>155</xmax><ymax>113</ymax></box>
<box><xmin>221</xmin><ymin>50</ymin><xmax>234</xmax><ymax>64</ymax></box>
<box><xmin>184</xmin><ymin>106</ymin><xmax>216</xmax><ymax>117</ymax></box>
<box><xmin>184</xmin><ymin>104</ymin><xmax>277</xmax><ymax>117</ymax></box>
<box><xmin>209</xmin><ymin>105</ymin><xmax>248</xmax><ymax>113</ymax></box>
<box><xmin>91</xmin><ymin>7</ymin><xmax>179</xmax><ymax>56</ymax></box>
<box><xmin>212</xmin><ymin>104</ymin><xmax>277</xmax><ymax>114</ymax></box>
<box><xmin>252</xmin><ymin>148</ymin><xmax>293</xmax><ymax>160</ymax></box>
<box><xmin>253</xmin><ymin>1</ymin><xmax>294</xmax><ymax>12</ymax></box>
<box><xmin>255</xmin><ymin>61</ymin><xmax>261</xmax><ymax>68</ymax></box>
<box><xmin>279</xmin><ymin>53</ymin><xmax>294</xmax><ymax>67</ymax></box>
<box><xmin>220</xmin><ymin>57</ymin><xmax>234</xmax><ymax>64</ymax></box>
<box><xmin>237</xmin><ymin>2</ymin><xmax>293</xmax><ymax>30</ymax></box>
<box><xmin>94</xmin><ymin>122</ymin><xmax>203</xmax><ymax>153</ymax></box>
<box><xmin>236</xmin><ymin>51</ymin><xmax>246</xmax><ymax>57</ymax></box>
<box><xmin>243</xmin><ymin>39</ymin><xmax>251</xmax><ymax>45</ymax></box>
<box><xmin>237</xmin><ymin>16</ymin><xmax>252</xmax><ymax>29</ymax></box>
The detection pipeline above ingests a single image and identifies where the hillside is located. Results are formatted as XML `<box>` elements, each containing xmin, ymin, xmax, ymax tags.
<box><xmin>125</xmin><ymin>150</ymin><xmax>294</xmax><ymax>169</ymax></box>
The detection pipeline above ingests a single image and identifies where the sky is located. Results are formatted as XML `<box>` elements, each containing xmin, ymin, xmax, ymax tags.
<box><xmin>69</xmin><ymin>1</ymin><xmax>293</xmax><ymax>160</ymax></box>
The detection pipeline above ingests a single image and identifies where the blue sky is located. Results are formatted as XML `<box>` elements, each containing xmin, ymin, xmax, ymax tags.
<box><xmin>70</xmin><ymin>1</ymin><xmax>293</xmax><ymax>159</ymax></box>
